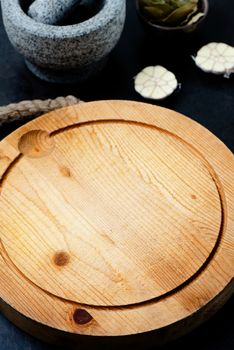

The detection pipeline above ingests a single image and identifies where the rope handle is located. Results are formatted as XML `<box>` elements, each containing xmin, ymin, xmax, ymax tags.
<box><xmin>0</xmin><ymin>96</ymin><xmax>82</xmax><ymax>126</ymax></box>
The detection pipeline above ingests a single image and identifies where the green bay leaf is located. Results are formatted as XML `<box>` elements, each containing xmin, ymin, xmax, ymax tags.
<box><xmin>162</xmin><ymin>2</ymin><xmax>198</xmax><ymax>26</ymax></box>
<box><xmin>143</xmin><ymin>4</ymin><xmax>173</xmax><ymax>21</ymax></box>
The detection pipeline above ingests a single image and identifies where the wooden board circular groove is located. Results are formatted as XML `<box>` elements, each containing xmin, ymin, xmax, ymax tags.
<box><xmin>1</xmin><ymin>120</ymin><xmax>223</xmax><ymax>307</ymax></box>
<box><xmin>0</xmin><ymin>100</ymin><xmax>233</xmax><ymax>345</ymax></box>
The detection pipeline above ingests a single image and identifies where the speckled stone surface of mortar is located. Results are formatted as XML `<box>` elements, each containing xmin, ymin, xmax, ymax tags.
<box><xmin>1</xmin><ymin>0</ymin><xmax>126</xmax><ymax>83</ymax></box>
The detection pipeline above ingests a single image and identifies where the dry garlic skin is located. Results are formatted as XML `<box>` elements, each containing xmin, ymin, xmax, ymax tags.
<box><xmin>134</xmin><ymin>65</ymin><xmax>178</xmax><ymax>100</ymax></box>
<box><xmin>195</xmin><ymin>42</ymin><xmax>234</xmax><ymax>76</ymax></box>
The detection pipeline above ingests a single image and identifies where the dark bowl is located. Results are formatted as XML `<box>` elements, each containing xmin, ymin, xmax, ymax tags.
<box><xmin>136</xmin><ymin>0</ymin><xmax>209</xmax><ymax>39</ymax></box>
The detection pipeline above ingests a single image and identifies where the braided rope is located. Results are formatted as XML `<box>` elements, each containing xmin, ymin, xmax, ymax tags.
<box><xmin>0</xmin><ymin>96</ymin><xmax>82</xmax><ymax>126</ymax></box>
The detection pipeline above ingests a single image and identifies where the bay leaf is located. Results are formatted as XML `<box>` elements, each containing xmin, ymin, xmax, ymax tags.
<box><xmin>170</xmin><ymin>0</ymin><xmax>198</xmax><ymax>7</ymax></box>
<box><xmin>162</xmin><ymin>2</ymin><xmax>197</xmax><ymax>26</ymax></box>
<box><xmin>143</xmin><ymin>4</ymin><xmax>172</xmax><ymax>21</ymax></box>
<box><xmin>139</xmin><ymin>0</ymin><xmax>166</xmax><ymax>6</ymax></box>
<box><xmin>187</xmin><ymin>11</ymin><xmax>205</xmax><ymax>25</ymax></box>
<box><xmin>180</xmin><ymin>4</ymin><xmax>198</xmax><ymax>25</ymax></box>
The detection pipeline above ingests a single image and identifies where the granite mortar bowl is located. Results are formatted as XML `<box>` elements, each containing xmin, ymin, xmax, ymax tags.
<box><xmin>1</xmin><ymin>0</ymin><xmax>126</xmax><ymax>83</ymax></box>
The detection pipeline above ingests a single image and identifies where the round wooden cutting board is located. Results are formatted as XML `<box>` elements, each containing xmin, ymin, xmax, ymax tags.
<box><xmin>0</xmin><ymin>100</ymin><xmax>233</xmax><ymax>347</ymax></box>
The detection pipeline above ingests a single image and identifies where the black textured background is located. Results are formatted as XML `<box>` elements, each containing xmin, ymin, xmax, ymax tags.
<box><xmin>0</xmin><ymin>0</ymin><xmax>233</xmax><ymax>349</ymax></box>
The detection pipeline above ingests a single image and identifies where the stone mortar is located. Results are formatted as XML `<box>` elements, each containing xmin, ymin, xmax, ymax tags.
<box><xmin>1</xmin><ymin>0</ymin><xmax>126</xmax><ymax>83</ymax></box>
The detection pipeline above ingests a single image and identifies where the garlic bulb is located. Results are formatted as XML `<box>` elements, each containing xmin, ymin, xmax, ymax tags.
<box><xmin>194</xmin><ymin>42</ymin><xmax>234</xmax><ymax>78</ymax></box>
<box><xmin>134</xmin><ymin>65</ymin><xmax>178</xmax><ymax>100</ymax></box>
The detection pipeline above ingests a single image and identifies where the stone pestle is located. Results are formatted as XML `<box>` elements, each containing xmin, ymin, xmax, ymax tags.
<box><xmin>28</xmin><ymin>0</ymin><xmax>87</xmax><ymax>25</ymax></box>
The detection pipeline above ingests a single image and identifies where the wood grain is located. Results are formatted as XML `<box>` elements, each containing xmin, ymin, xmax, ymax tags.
<box><xmin>0</xmin><ymin>100</ymin><xmax>233</xmax><ymax>345</ymax></box>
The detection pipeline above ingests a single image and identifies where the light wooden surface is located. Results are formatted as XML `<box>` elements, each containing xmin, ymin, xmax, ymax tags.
<box><xmin>0</xmin><ymin>100</ymin><xmax>233</xmax><ymax>345</ymax></box>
